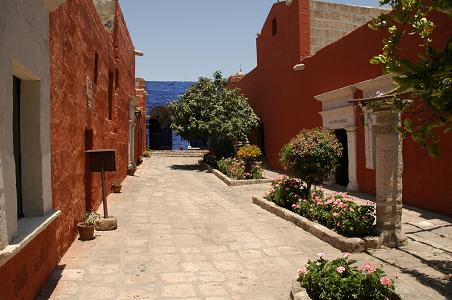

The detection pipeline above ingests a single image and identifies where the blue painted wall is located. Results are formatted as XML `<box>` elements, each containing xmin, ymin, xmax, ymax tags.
<box><xmin>145</xmin><ymin>81</ymin><xmax>195</xmax><ymax>150</ymax></box>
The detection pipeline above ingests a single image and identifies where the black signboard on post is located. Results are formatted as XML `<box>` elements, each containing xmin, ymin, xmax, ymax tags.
<box><xmin>85</xmin><ymin>149</ymin><xmax>116</xmax><ymax>218</ymax></box>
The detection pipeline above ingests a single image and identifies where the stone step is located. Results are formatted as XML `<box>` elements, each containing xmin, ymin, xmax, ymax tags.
<box><xmin>149</xmin><ymin>150</ymin><xmax>208</xmax><ymax>157</ymax></box>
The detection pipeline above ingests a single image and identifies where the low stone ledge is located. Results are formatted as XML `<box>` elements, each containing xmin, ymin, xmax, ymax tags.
<box><xmin>0</xmin><ymin>210</ymin><xmax>61</xmax><ymax>267</ymax></box>
<box><xmin>252</xmin><ymin>196</ymin><xmax>381</xmax><ymax>252</ymax></box>
<box><xmin>200</xmin><ymin>162</ymin><xmax>272</xmax><ymax>186</ymax></box>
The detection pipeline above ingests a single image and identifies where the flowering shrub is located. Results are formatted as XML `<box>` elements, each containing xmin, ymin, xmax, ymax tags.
<box><xmin>265</xmin><ymin>177</ymin><xmax>308</xmax><ymax>209</ymax></box>
<box><xmin>237</xmin><ymin>145</ymin><xmax>262</xmax><ymax>162</ymax></box>
<box><xmin>298</xmin><ymin>253</ymin><xmax>398</xmax><ymax>299</ymax></box>
<box><xmin>265</xmin><ymin>178</ymin><xmax>375</xmax><ymax>237</ymax></box>
<box><xmin>218</xmin><ymin>158</ymin><xmax>245</xmax><ymax>179</ymax></box>
<box><xmin>217</xmin><ymin>158</ymin><xmax>264</xmax><ymax>180</ymax></box>
<box><xmin>279</xmin><ymin>128</ymin><xmax>342</xmax><ymax>190</ymax></box>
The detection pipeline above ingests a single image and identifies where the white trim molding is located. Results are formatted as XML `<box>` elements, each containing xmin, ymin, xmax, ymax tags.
<box><xmin>315</xmin><ymin>85</ymin><xmax>359</xmax><ymax>192</ymax></box>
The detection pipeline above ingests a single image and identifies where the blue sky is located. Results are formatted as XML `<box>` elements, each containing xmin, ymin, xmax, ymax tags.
<box><xmin>120</xmin><ymin>0</ymin><xmax>382</xmax><ymax>82</ymax></box>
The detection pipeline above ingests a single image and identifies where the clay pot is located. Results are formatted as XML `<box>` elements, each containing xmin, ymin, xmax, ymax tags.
<box><xmin>112</xmin><ymin>184</ymin><xmax>122</xmax><ymax>193</ymax></box>
<box><xmin>77</xmin><ymin>223</ymin><xmax>95</xmax><ymax>241</ymax></box>
<box><xmin>127</xmin><ymin>168</ymin><xmax>136</xmax><ymax>176</ymax></box>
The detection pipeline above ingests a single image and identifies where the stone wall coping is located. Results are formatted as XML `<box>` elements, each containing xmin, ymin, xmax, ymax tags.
<box><xmin>200</xmin><ymin>162</ymin><xmax>272</xmax><ymax>186</ymax></box>
<box><xmin>252</xmin><ymin>196</ymin><xmax>382</xmax><ymax>252</ymax></box>
<box><xmin>0</xmin><ymin>210</ymin><xmax>61</xmax><ymax>268</ymax></box>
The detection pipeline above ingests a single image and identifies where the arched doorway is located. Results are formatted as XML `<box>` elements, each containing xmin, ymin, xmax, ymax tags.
<box><xmin>148</xmin><ymin>106</ymin><xmax>173</xmax><ymax>150</ymax></box>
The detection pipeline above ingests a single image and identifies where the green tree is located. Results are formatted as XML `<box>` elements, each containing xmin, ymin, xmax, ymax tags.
<box><xmin>169</xmin><ymin>71</ymin><xmax>259</xmax><ymax>157</ymax></box>
<box><xmin>369</xmin><ymin>0</ymin><xmax>452</xmax><ymax>158</ymax></box>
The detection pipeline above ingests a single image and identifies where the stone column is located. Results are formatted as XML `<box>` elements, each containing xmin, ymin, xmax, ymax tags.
<box><xmin>374</xmin><ymin>110</ymin><xmax>407</xmax><ymax>247</ymax></box>
<box><xmin>345</xmin><ymin>126</ymin><xmax>359</xmax><ymax>191</ymax></box>
<box><xmin>128</xmin><ymin>97</ymin><xmax>137</xmax><ymax>165</ymax></box>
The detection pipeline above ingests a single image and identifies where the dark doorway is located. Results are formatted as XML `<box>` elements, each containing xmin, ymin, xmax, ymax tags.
<box><xmin>334</xmin><ymin>129</ymin><xmax>349</xmax><ymax>187</ymax></box>
<box><xmin>13</xmin><ymin>76</ymin><xmax>24</xmax><ymax>219</ymax></box>
<box><xmin>149</xmin><ymin>118</ymin><xmax>172</xmax><ymax>150</ymax></box>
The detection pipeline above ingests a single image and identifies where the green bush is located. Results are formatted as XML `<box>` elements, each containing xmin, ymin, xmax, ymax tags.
<box><xmin>209</xmin><ymin>136</ymin><xmax>235</xmax><ymax>159</ymax></box>
<box><xmin>280</xmin><ymin>128</ymin><xmax>342</xmax><ymax>190</ymax></box>
<box><xmin>265</xmin><ymin>178</ymin><xmax>375</xmax><ymax>237</ymax></box>
<box><xmin>217</xmin><ymin>157</ymin><xmax>264</xmax><ymax>180</ymax></box>
<box><xmin>203</xmin><ymin>152</ymin><xmax>218</xmax><ymax>169</ymax></box>
<box><xmin>265</xmin><ymin>177</ymin><xmax>308</xmax><ymax>209</ymax></box>
<box><xmin>218</xmin><ymin>158</ymin><xmax>245</xmax><ymax>179</ymax></box>
<box><xmin>298</xmin><ymin>254</ymin><xmax>398</xmax><ymax>299</ymax></box>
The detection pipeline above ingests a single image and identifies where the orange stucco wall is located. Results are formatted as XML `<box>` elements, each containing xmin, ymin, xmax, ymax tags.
<box><xmin>237</xmin><ymin>0</ymin><xmax>452</xmax><ymax>215</ymax></box>
<box><xmin>0</xmin><ymin>1</ymin><xmax>140</xmax><ymax>299</ymax></box>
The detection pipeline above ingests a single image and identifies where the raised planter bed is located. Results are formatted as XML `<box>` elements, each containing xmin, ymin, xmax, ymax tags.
<box><xmin>289</xmin><ymin>277</ymin><xmax>400</xmax><ymax>300</ymax></box>
<box><xmin>200</xmin><ymin>161</ymin><xmax>272</xmax><ymax>186</ymax></box>
<box><xmin>252</xmin><ymin>196</ymin><xmax>382</xmax><ymax>252</ymax></box>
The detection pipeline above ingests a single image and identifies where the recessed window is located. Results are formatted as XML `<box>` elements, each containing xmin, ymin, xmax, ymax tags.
<box><xmin>94</xmin><ymin>53</ymin><xmax>99</xmax><ymax>85</ymax></box>
<box><xmin>108</xmin><ymin>71</ymin><xmax>114</xmax><ymax>120</ymax></box>
<box><xmin>272</xmin><ymin>18</ymin><xmax>277</xmax><ymax>36</ymax></box>
<box><xmin>13</xmin><ymin>76</ymin><xmax>24</xmax><ymax>219</ymax></box>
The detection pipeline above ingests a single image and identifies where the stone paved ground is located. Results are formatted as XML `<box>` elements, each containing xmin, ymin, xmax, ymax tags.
<box><xmin>39</xmin><ymin>156</ymin><xmax>452</xmax><ymax>300</ymax></box>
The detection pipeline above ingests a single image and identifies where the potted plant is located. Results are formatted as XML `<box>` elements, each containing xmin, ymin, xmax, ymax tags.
<box><xmin>127</xmin><ymin>163</ymin><xmax>137</xmax><ymax>176</ymax></box>
<box><xmin>111</xmin><ymin>180</ymin><xmax>122</xmax><ymax>193</ymax></box>
<box><xmin>77</xmin><ymin>212</ymin><xmax>100</xmax><ymax>241</ymax></box>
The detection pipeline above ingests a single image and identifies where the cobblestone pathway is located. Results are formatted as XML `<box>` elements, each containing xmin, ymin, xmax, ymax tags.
<box><xmin>39</xmin><ymin>157</ymin><xmax>451</xmax><ymax>300</ymax></box>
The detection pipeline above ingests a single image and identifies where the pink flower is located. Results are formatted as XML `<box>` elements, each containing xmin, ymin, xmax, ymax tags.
<box><xmin>342</xmin><ymin>252</ymin><xmax>351</xmax><ymax>259</ymax></box>
<box><xmin>317</xmin><ymin>252</ymin><xmax>325</xmax><ymax>260</ymax></box>
<box><xmin>298</xmin><ymin>267</ymin><xmax>308</xmax><ymax>275</ymax></box>
<box><xmin>326</xmin><ymin>199</ymin><xmax>333</xmax><ymax>205</ymax></box>
<box><xmin>337</xmin><ymin>202</ymin><xmax>344</xmax><ymax>208</ymax></box>
<box><xmin>380</xmin><ymin>276</ymin><xmax>392</xmax><ymax>287</ymax></box>
<box><xmin>332</xmin><ymin>212</ymin><xmax>338</xmax><ymax>218</ymax></box>
<box><xmin>394</xmin><ymin>273</ymin><xmax>400</xmax><ymax>279</ymax></box>
<box><xmin>292</xmin><ymin>204</ymin><xmax>297</xmax><ymax>208</ymax></box>
<box><xmin>362</xmin><ymin>262</ymin><xmax>374</xmax><ymax>274</ymax></box>
<box><xmin>285</xmin><ymin>187</ymin><xmax>290</xmax><ymax>191</ymax></box>
<box><xmin>336</xmin><ymin>266</ymin><xmax>346</xmax><ymax>274</ymax></box>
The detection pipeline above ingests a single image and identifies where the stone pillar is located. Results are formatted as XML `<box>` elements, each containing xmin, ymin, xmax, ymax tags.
<box><xmin>128</xmin><ymin>97</ymin><xmax>137</xmax><ymax>165</ymax></box>
<box><xmin>0</xmin><ymin>151</ymin><xmax>7</xmax><ymax>250</ymax></box>
<box><xmin>345</xmin><ymin>126</ymin><xmax>359</xmax><ymax>191</ymax></box>
<box><xmin>374</xmin><ymin>110</ymin><xmax>407</xmax><ymax>247</ymax></box>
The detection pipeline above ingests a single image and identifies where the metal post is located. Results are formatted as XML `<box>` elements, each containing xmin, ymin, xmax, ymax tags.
<box><xmin>100</xmin><ymin>154</ymin><xmax>108</xmax><ymax>218</ymax></box>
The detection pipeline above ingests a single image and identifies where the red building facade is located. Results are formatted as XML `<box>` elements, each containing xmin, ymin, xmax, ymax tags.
<box><xmin>236</xmin><ymin>0</ymin><xmax>452</xmax><ymax>215</ymax></box>
<box><xmin>0</xmin><ymin>1</ymin><xmax>144</xmax><ymax>299</ymax></box>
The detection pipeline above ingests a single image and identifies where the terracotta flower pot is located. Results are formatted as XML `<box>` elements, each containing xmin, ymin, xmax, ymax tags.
<box><xmin>112</xmin><ymin>184</ymin><xmax>122</xmax><ymax>193</ymax></box>
<box><xmin>77</xmin><ymin>223</ymin><xmax>95</xmax><ymax>241</ymax></box>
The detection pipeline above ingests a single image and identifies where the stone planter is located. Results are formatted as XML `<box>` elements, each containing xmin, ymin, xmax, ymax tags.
<box><xmin>77</xmin><ymin>223</ymin><xmax>95</xmax><ymax>241</ymax></box>
<box><xmin>111</xmin><ymin>184</ymin><xmax>122</xmax><ymax>193</ymax></box>
<box><xmin>252</xmin><ymin>196</ymin><xmax>382</xmax><ymax>252</ymax></box>
<box><xmin>127</xmin><ymin>168</ymin><xmax>136</xmax><ymax>176</ymax></box>
<box><xmin>290</xmin><ymin>276</ymin><xmax>401</xmax><ymax>300</ymax></box>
